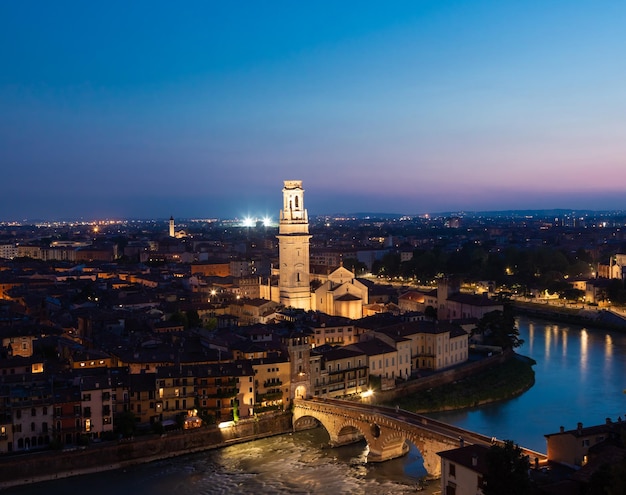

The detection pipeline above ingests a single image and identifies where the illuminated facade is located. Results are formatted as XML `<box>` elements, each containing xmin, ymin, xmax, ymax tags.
<box><xmin>277</xmin><ymin>180</ymin><xmax>312</xmax><ymax>310</ymax></box>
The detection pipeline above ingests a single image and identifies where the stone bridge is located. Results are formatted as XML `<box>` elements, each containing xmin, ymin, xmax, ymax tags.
<box><xmin>293</xmin><ymin>397</ymin><xmax>546</xmax><ymax>478</ymax></box>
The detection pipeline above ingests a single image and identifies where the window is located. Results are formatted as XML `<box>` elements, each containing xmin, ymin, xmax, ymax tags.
<box><xmin>449</xmin><ymin>463</ymin><xmax>456</xmax><ymax>476</ymax></box>
<box><xmin>31</xmin><ymin>408</ymin><xmax>36</xmax><ymax>417</ymax></box>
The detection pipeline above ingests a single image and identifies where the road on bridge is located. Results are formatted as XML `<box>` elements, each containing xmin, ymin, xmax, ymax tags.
<box><xmin>306</xmin><ymin>397</ymin><xmax>547</xmax><ymax>463</ymax></box>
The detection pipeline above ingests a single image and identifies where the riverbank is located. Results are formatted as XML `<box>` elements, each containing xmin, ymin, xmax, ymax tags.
<box><xmin>513</xmin><ymin>301</ymin><xmax>626</xmax><ymax>331</ymax></box>
<box><xmin>0</xmin><ymin>411</ymin><xmax>292</xmax><ymax>490</ymax></box>
<box><xmin>0</xmin><ymin>353</ymin><xmax>531</xmax><ymax>489</ymax></box>
<box><xmin>382</xmin><ymin>352</ymin><xmax>536</xmax><ymax>413</ymax></box>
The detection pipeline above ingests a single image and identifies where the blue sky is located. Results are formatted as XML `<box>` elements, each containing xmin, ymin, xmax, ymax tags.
<box><xmin>1</xmin><ymin>1</ymin><xmax>625</xmax><ymax>220</ymax></box>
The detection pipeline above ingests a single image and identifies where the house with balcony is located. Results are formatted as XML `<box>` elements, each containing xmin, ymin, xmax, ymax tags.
<box><xmin>193</xmin><ymin>362</ymin><xmax>256</xmax><ymax>424</ymax></box>
<box><xmin>309</xmin><ymin>345</ymin><xmax>369</xmax><ymax>399</ymax></box>
<box><xmin>251</xmin><ymin>353</ymin><xmax>291</xmax><ymax>412</ymax></box>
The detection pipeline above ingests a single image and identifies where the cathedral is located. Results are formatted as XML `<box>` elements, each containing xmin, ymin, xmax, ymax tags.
<box><xmin>262</xmin><ymin>180</ymin><xmax>368</xmax><ymax>319</ymax></box>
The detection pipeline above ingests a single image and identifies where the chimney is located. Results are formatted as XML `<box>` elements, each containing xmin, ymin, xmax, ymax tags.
<box><xmin>559</xmin><ymin>426</ymin><xmax>565</xmax><ymax>433</ymax></box>
<box><xmin>577</xmin><ymin>422</ymin><xmax>583</xmax><ymax>433</ymax></box>
<box><xmin>606</xmin><ymin>417</ymin><xmax>612</xmax><ymax>424</ymax></box>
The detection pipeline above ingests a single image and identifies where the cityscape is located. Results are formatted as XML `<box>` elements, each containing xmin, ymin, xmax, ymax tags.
<box><xmin>0</xmin><ymin>179</ymin><xmax>625</xmax><ymax>494</ymax></box>
<box><xmin>3</xmin><ymin>2</ymin><xmax>626</xmax><ymax>494</ymax></box>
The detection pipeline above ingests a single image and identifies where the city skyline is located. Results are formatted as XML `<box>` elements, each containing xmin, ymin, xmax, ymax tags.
<box><xmin>2</xmin><ymin>1</ymin><xmax>625</xmax><ymax>221</ymax></box>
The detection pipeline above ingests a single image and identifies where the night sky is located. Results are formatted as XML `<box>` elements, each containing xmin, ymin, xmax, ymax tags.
<box><xmin>2</xmin><ymin>1</ymin><xmax>625</xmax><ymax>221</ymax></box>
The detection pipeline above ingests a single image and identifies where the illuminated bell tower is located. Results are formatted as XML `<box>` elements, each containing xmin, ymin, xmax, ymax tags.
<box><xmin>169</xmin><ymin>216</ymin><xmax>175</xmax><ymax>237</ymax></box>
<box><xmin>277</xmin><ymin>180</ymin><xmax>311</xmax><ymax>310</ymax></box>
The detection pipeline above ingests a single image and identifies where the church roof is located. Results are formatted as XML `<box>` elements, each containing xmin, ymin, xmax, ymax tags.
<box><xmin>335</xmin><ymin>293</ymin><xmax>362</xmax><ymax>302</ymax></box>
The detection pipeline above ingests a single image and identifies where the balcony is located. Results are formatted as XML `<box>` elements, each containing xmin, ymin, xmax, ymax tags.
<box><xmin>257</xmin><ymin>391</ymin><xmax>282</xmax><ymax>401</ymax></box>
<box><xmin>206</xmin><ymin>388</ymin><xmax>238</xmax><ymax>399</ymax></box>
<box><xmin>263</xmin><ymin>379</ymin><xmax>283</xmax><ymax>388</ymax></box>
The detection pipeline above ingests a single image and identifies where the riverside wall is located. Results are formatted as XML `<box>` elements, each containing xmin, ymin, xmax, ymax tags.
<box><xmin>372</xmin><ymin>351</ymin><xmax>511</xmax><ymax>404</ymax></box>
<box><xmin>0</xmin><ymin>411</ymin><xmax>293</xmax><ymax>490</ymax></box>
<box><xmin>512</xmin><ymin>302</ymin><xmax>626</xmax><ymax>331</ymax></box>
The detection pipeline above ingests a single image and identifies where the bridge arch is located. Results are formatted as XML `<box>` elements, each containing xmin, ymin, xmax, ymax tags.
<box><xmin>292</xmin><ymin>398</ymin><xmax>501</xmax><ymax>477</ymax></box>
<box><xmin>293</xmin><ymin>401</ymin><xmax>414</xmax><ymax>466</ymax></box>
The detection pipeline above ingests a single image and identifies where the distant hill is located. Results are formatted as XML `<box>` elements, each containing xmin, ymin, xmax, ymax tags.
<box><xmin>315</xmin><ymin>209</ymin><xmax>624</xmax><ymax>220</ymax></box>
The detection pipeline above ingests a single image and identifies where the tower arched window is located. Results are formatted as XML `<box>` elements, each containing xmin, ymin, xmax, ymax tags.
<box><xmin>295</xmin><ymin>196</ymin><xmax>299</xmax><ymax>208</ymax></box>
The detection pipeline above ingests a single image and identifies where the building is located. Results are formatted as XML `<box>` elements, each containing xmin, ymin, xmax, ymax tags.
<box><xmin>308</xmin><ymin>316</ymin><xmax>360</xmax><ymax>348</ymax></box>
<box><xmin>438</xmin><ymin>444</ymin><xmax>489</xmax><ymax>495</ymax></box>
<box><xmin>277</xmin><ymin>180</ymin><xmax>312</xmax><ymax>310</ymax></box>
<box><xmin>0</xmin><ymin>244</ymin><xmax>18</xmax><ymax>260</ymax></box>
<box><xmin>598</xmin><ymin>254</ymin><xmax>626</xmax><ymax>281</ymax></box>
<box><xmin>545</xmin><ymin>420</ymin><xmax>621</xmax><ymax>468</ymax></box>
<box><xmin>266</xmin><ymin>180</ymin><xmax>369</xmax><ymax>319</ymax></box>
<box><xmin>77</xmin><ymin>374</ymin><xmax>114</xmax><ymax>440</ymax></box>
<box><xmin>349</xmin><ymin>338</ymin><xmax>399</xmax><ymax>390</ymax></box>
<box><xmin>309</xmin><ymin>345</ymin><xmax>369</xmax><ymax>398</ymax></box>
<box><xmin>310</xmin><ymin>266</ymin><xmax>369</xmax><ymax>319</ymax></box>
<box><xmin>437</xmin><ymin>278</ymin><xmax>503</xmax><ymax>321</ymax></box>
<box><xmin>251</xmin><ymin>354</ymin><xmax>291</xmax><ymax>412</ymax></box>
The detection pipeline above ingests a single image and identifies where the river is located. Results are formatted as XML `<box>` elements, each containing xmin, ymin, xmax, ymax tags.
<box><xmin>428</xmin><ymin>315</ymin><xmax>626</xmax><ymax>452</ymax></box>
<box><xmin>4</xmin><ymin>315</ymin><xmax>626</xmax><ymax>494</ymax></box>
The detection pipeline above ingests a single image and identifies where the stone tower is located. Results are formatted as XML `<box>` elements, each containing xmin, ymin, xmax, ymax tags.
<box><xmin>277</xmin><ymin>180</ymin><xmax>311</xmax><ymax>310</ymax></box>
<box><xmin>169</xmin><ymin>216</ymin><xmax>175</xmax><ymax>237</ymax></box>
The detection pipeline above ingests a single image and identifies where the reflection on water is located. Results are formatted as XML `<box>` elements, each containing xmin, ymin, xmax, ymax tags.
<box><xmin>429</xmin><ymin>316</ymin><xmax>626</xmax><ymax>452</ymax></box>
<box><xmin>3</xmin><ymin>428</ymin><xmax>435</xmax><ymax>495</ymax></box>
<box><xmin>580</xmin><ymin>329</ymin><xmax>588</xmax><ymax>375</ymax></box>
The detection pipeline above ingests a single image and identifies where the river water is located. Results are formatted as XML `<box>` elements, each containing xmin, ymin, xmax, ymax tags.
<box><xmin>429</xmin><ymin>315</ymin><xmax>626</xmax><ymax>453</ymax></box>
<box><xmin>5</xmin><ymin>315</ymin><xmax>626</xmax><ymax>494</ymax></box>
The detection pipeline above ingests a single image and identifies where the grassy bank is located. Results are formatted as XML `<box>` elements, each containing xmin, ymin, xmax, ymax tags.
<box><xmin>387</xmin><ymin>354</ymin><xmax>536</xmax><ymax>413</ymax></box>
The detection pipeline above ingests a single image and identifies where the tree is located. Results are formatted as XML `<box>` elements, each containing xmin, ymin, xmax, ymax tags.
<box><xmin>483</xmin><ymin>440</ymin><xmax>530</xmax><ymax>495</ymax></box>
<box><xmin>186</xmin><ymin>309</ymin><xmax>201</xmax><ymax>329</ymax></box>
<box><xmin>115</xmin><ymin>411</ymin><xmax>137</xmax><ymax>438</ymax></box>
<box><xmin>475</xmin><ymin>306</ymin><xmax>524</xmax><ymax>349</ymax></box>
<box><xmin>343</xmin><ymin>258</ymin><xmax>368</xmax><ymax>276</ymax></box>
<box><xmin>169</xmin><ymin>311</ymin><xmax>188</xmax><ymax>328</ymax></box>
